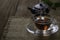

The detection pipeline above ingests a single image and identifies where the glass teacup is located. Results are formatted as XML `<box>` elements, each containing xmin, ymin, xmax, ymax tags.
<box><xmin>33</xmin><ymin>15</ymin><xmax>52</xmax><ymax>30</ymax></box>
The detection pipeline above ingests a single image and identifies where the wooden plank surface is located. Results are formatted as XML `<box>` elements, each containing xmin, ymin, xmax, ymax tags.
<box><xmin>0</xmin><ymin>0</ymin><xmax>19</xmax><ymax>38</ymax></box>
<box><xmin>15</xmin><ymin>0</ymin><xmax>39</xmax><ymax>17</ymax></box>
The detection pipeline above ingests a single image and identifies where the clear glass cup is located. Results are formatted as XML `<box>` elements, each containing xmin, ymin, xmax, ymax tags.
<box><xmin>26</xmin><ymin>15</ymin><xmax>59</xmax><ymax>36</ymax></box>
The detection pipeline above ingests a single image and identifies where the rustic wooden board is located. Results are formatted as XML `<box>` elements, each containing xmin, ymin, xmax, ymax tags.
<box><xmin>0</xmin><ymin>0</ymin><xmax>19</xmax><ymax>38</ymax></box>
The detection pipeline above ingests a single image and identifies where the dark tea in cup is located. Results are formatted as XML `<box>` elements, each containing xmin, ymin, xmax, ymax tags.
<box><xmin>34</xmin><ymin>16</ymin><xmax>51</xmax><ymax>30</ymax></box>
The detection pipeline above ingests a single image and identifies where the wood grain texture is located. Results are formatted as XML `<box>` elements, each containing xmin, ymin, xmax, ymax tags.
<box><xmin>0</xmin><ymin>0</ymin><xmax>19</xmax><ymax>38</ymax></box>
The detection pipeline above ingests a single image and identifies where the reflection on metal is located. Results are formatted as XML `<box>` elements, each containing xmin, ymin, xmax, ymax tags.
<box><xmin>26</xmin><ymin>23</ymin><xmax>59</xmax><ymax>36</ymax></box>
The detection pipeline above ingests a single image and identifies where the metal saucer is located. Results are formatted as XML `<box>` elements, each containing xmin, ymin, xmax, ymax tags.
<box><xmin>26</xmin><ymin>23</ymin><xmax>59</xmax><ymax>36</ymax></box>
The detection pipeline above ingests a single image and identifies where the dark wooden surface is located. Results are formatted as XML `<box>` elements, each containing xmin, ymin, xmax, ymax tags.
<box><xmin>0</xmin><ymin>0</ymin><xmax>39</xmax><ymax>39</ymax></box>
<box><xmin>0</xmin><ymin>0</ymin><xmax>19</xmax><ymax>38</ymax></box>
